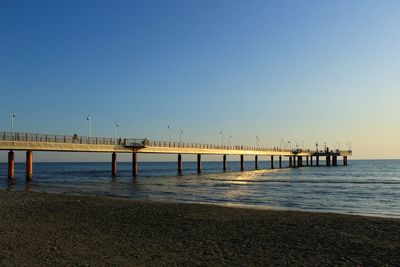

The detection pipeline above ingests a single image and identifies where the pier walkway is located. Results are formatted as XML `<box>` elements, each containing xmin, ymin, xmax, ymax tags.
<box><xmin>0</xmin><ymin>132</ymin><xmax>352</xmax><ymax>179</ymax></box>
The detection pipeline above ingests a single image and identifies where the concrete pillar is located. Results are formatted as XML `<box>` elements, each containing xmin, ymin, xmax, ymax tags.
<box><xmin>316</xmin><ymin>156</ymin><xmax>320</xmax><ymax>166</ymax></box>
<box><xmin>344</xmin><ymin>156</ymin><xmax>348</xmax><ymax>166</ymax></box>
<box><xmin>197</xmin><ymin>154</ymin><xmax>202</xmax><ymax>174</ymax></box>
<box><xmin>112</xmin><ymin>152</ymin><xmax>117</xmax><ymax>177</ymax></box>
<box><xmin>289</xmin><ymin>156</ymin><xmax>293</xmax><ymax>167</ymax></box>
<box><xmin>306</xmin><ymin>156</ymin><xmax>309</xmax><ymax>166</ymax></box>
<box><xmin>279</xmin><ymin>156</ymin><xmax>282</xmax><ymax>168</ymax></box>
<box><xmin>326</xmin><ymin>155</ymin><xmax>331</xmax><ymax>166</ymax></box>
<box><xmin>270</xmin><ymin>156</ymin><xmax>274</xmax><ymax>169</ymax></box>
<box><xmin>333</xmin><ymin>156</ymin><xmax>337</xmax><ymax>166</ymax></box>
<box><xmin>298</xmin><ymin>156</ymin><xmax>302</xmax><ymax>167</ymax></box>
<box><xmin>223</xmin><ymin>154</ymin><xmax>227</xmax><ymax>172</ymax></box>
<box><xmin>8</xmin><ymin>151</ymin><xmax>14</xmax><ymax>179</ymax></box>
<box><xmin>132</xmin><ymin>152</ymin><xmax>138</xmax><ymax>177</ymax></box>
<box><xmin>255</xmin><ymin>155</ymin><xmax>258</xmax><ymax>170</ymax></box>
<box><xmin>240</xmin><ymin>155</ymin><xmax>244</xmax><ymax>171</ymax></box>
<box><xmin>293</xmin><ymin>156</ymin><xmax>296</xmax><ymax>168</ymax></box>
<box><xmin>26</xmin><ymin>151</ymin><xmax>33</xmax><ymax>181</ymax></box>
<box><xmin>310</xmin><ymin>156</ymin><xmax>313</xmax><ymax>166</ymax></box>
<box><xmin>178</xmin><ymin>154</ymin><xmax>183</xmax><ymax>175</ymax></box>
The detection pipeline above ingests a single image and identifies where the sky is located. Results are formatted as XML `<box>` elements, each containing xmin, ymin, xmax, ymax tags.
<box><xmin>1</xmin><ymin>0</ymin><xmax>400</xmax><ymax>162</ymax></box>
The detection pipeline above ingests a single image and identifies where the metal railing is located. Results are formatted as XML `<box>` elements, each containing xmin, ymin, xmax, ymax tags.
<box><xmin>144</xmin><ymin>139</ymin><xmax>298</xmax><ymax>152</ymax></box>
<box><xmin>0</xmin><ymin>131</ymin><xmax>351</xmax><ymax>154</ymax></box>
<box><xmin>0</xmin><ymin>132</ymin><xmax>134</xmax><ymax>146</ymax></box>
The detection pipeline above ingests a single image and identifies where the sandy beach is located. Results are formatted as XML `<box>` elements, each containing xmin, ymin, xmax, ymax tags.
<box><xmin>0</xmin><ymin>190</ymin><xmax>399</xmax><ymax>266</ymax></box>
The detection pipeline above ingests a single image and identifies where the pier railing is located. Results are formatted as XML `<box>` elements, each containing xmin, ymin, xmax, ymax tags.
<box><xmin>2</xmin><ymin>131</ymin><xmax>346</xmax><ymax>154</ymax></box>
<box><xmin>0</xmin><ymin>132</ymin><xmax>143</xmax><ymax>146</ymax></box>
<box><xmin>142</xmin><ymin>139</ymin><xmax>299</xmax><ymax>153</ymax></box>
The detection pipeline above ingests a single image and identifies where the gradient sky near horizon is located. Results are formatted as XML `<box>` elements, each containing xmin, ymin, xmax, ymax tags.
<box><xmin>1</xmin><ymin>0</ymin><xmax>400</xmax><ymax>162</ymax></box>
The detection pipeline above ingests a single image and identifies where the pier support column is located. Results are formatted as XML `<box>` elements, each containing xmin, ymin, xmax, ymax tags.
<box><xmin>289</xmin><ymin>156</ymin><xmax>293</xmax><ymax>167</ymax></box>
<box><xmin>26</xmin><ymin>151</ymin><xmax>33</xmax><ymax>181</ymax></box>
<box><xmin>316</xmin><ymin>156</ymin><xmax>320</xmax><ymax>166</ymax></box>
<box><xmin>310</xmin><ymin>156</ymin><xmax>313</xmax><ymax>166</ymax></box>
<box><xmin>293</xmin><ymin>156</ymin><xmax>296</xmax><ymax>168</ymax></box>
<box><xmin>279</xmin><ymin>156</ymin><xmax>282</xmax><ymax>168</ymax></box>
<box><xmin>8</xmin><ymin>151</ymin><xmax>14</xmax><ymax>179</ymax></box>
<box><xmin>326</xmin><ymin>155</ymin><xmax>331</xmax><ymax>166</ymax></box>
<box><xmin>255</xmin><ymin>155</ymin><xmax>258</xmax><ymax>170</ymax></box>
<box><xmin>270</xmin><ymin>156</ymin><xmax>274</xmax><ymax>169</ymax></box>
<box><xmin>112</xmin><ymin>152</ymin><xmax>117</xmax><ymax>177</ymax></box>
<box><xmin>306</xmin><ymin>156</ymin><xmax>309</xmax><ymax>166</ymax></box>
<box><xmin>240</xmin><ymin>155</ymin><xmax>244</xmax><ymax>171</ymax></box>
<box><xmin>223</xmin><ymin>154</ymin><xmax>227</xmax><ymax>172</ymax></box>
<box><xmin>343</xmin><ymin>156</ymin><xmax>348</xmax><ymax>166</ymax></box>
<box><xmin>333</xmin><ymin>156</ymin><xmax>337</xmax><ymax>166</ymax></box>
<box><xmin>132</xmin><ymin>152</ymin><xmax>138</xmax><ymax>177</ymax></box>
<box><xmin>297</xmin><ymin>156</ymin><xmax>302</xmax><ymax>167</ymax></box>
<box><xmin>178</xmin><ymin>154</ymin><xmax>183</xmax><ymax>175</ymax></box>
<box><xmin>197</xmin><ymin>154</ymin><xmax>202</xmax><ymax>174</ymax></box>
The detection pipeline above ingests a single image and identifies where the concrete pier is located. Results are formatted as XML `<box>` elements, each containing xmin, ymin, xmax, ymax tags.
<box><xmin>197</xmin><ymin>154</ymin><xmax>202</xmax><ymax>174</ymax></box>
<box><xmin>8</xmin><ymin>150</ymin><xmax>14</xmax><ymax>179</ymax></box>
<box><xmin>306</xmin><ymin>156</ymin><xmax>309</xmax><ymax>166</ymax></box>
<box><xmin>178</xmin><ymin>154</ymin><xmax>183</xmax><ymax>175</ymax></box>
<box><xmin>223</xmin><ymin>154</ymin><xmax>227</xmax><ymax>172</ymax></box>
<box><xmin>255</xmin><ymin>155</ymin><xmax>258</xmax><ymax>170</ymax></box>
<box><xmin>293</xmin><ymin>156</ymin><xmax>296</xmax><ymax>168</ymax></box>
<box><xmin>132</xmin><ymin>152</ymin><xmax>138</xmax><ymax>177</ymax></box>
<box><xmin>279</xmin><ymin>156</ymin><xmax>282</xmax><ymax>168</ymax></box>
<box><xmin>240</xmin><ymin>155</ymin><xmax>244</xmax><ymax>171</ymax></box>
<box><xmin>271</xmin><ymin>156</ymin><xmax>274</xmax><ymax>169</ymax></box>
<box><xmin>310</xmin><ymin>156</ymin><xmax>313</xmax><ymax>166</ymax></box>
<box><xmin>26</xmin><ymin>150</ymin><xmax>33</xmax><ymax>181</ymax></box>
<box><xmin>112</xmin><ymin>152</ymin><xmax>117</xmax><ymax>177</ymax></box>
<box><xmin>289</xmin><ymin>156</ymin><xmax>293</xmax><ymax>167</ymax></box>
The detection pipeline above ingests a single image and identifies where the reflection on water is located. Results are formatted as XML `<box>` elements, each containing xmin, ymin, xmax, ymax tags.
<box><xmin>0</xmin><ymin>160</ymin><xmax>400</xmax><ymax>217</ymax></box>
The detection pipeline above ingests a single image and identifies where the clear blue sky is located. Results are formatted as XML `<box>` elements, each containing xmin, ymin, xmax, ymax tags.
<box><xmin>1</xmin><ymin>0</ymin><xmax>400</xmax><ymax>161</ymax></box>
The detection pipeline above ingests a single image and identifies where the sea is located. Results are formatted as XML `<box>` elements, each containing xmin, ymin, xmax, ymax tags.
<box><xmin>1</xmin><ymin>160</ymin><xmax>399</xmax><ymax>218</ymax></box>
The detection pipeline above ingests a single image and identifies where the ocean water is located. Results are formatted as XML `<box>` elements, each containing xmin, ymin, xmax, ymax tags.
<box><xmin>0</xmin><ymin>160</ymin><xmax>399</xmax><ymax>218</ymax></box>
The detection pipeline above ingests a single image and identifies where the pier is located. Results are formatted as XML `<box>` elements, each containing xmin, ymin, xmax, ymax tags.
<box><xmin>0</xmin><ymin>132</ymin><xmax>352</xmax><ymax>179</ymax></box>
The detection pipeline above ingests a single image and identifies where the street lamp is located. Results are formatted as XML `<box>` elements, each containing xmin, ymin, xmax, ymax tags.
<box><xmin>228</xmin><ymin>134</ymin><xmax>232</xmax><ymax>146</ymax></box>
<box><xmin>114</xmin><ymin>122</ymin><xmax>119</xmax><ymax>141</ymax></box>
<box><xmin>168</xmin><ymin>124</ymin><xmax>172</xmax><ymax>142</ymax></box>
<box><xmin>256</xmin><ymin>136</ymin><xmax>259</xmax><ymax>147</ymax></box>
<box><xmin>87</xmin><ymin>115</ymin><xmax>92</xmax><ymax>138</ymax></box>
<box><xmin>11</xmin><ymin>112</ymin><xmax>16</xmax><ymax>133</ymax></box>
<box><xmin>179</xmin><ymin>129</ymin><xmax>184</xmax><ymax>143</ymax></box>
<box><xmin>220</xmin><ymin>130</ymin><xmax>224</xmax><ymax>146</ymax></box>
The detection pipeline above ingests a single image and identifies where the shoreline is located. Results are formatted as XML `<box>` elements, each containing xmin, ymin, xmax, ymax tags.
<box><xmin>0</xmin><ymin>190</ymin><xmax>399</xmax><ymax>265</ymax></box>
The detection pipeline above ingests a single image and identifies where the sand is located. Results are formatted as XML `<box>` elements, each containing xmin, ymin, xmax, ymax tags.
<box><xmin>0</xmin><ymin>190</ymin><xmax>399</xmax><ymax>266</ymax></box>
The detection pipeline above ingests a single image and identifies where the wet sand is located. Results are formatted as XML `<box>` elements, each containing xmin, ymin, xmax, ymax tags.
<box><xmin>0</xmin><ymin>191</ymin><xmax>399</xmax><ymax>266</ymax></box>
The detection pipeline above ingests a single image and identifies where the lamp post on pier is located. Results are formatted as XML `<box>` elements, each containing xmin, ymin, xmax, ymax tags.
<box><xmin>228</xmin><ymin>134</ymin><xmax>232</xmax><ymax>146</ymax></box>
<box><xmin>114</xmin><ymin>122</ymin><xmax>119</xmax><ymax>141</ymax></box>
<box><xmin>256</xmin><ymin>135</ymin><xmax>259</xmax><ymax>148</ymax></box>
<box><xmin>179</xmin><ymin>129</ymin><xmax>184</xmax><ymax>143</ymax></box>
<box><xmin>220</xmin><ymin>130</ymin><xmax>224</xmax><ymax>146</ymax></box>
<box><xmin>168</xmin><ymin>124</ymin><xmax>172</xmax><ymax>142</ymax></box>
<box><xmin>87</xmin><ymin>115</ymin><xmax>92</xmax><ymax>138</ymax></box>
<box><xmin>11</xmin><ymin>112</ymin><xmax>16</xmax><ymax>133</ymax></box>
